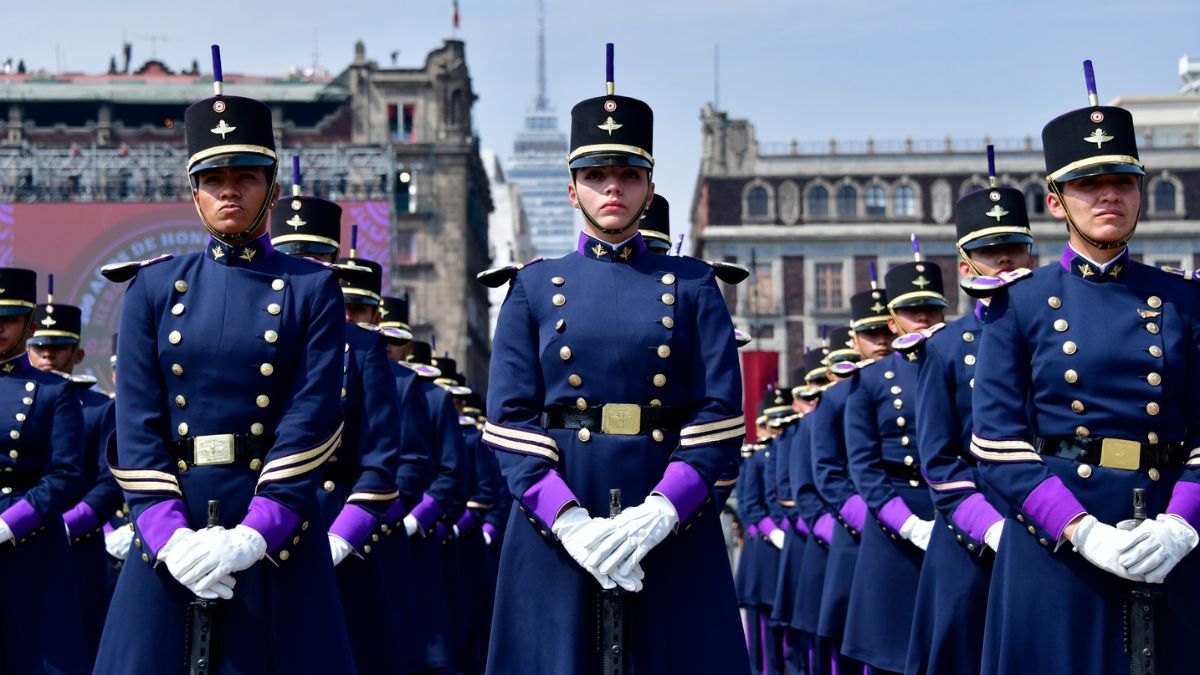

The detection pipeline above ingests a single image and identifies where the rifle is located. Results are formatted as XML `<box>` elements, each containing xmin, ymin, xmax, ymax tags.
<box><xmin>186</xmin><ymin>500</ymin><xmax>221</xmax><ymax>675</ymax></box>
<box><xmin>1126</xmin><ymin>488</ymin><xmax>1161</xmax><ymax>675</ymax></box>
<box><xmin>599</xmin><ymin>489</ymin><xmax>625</xmax><ymax>675</ymax></box>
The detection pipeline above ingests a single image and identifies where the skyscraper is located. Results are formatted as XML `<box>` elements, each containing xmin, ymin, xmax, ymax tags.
<box><xmin>507</xmin><ymin>2</ymin><xmax>576</xmax><ymax>258</ymax></box>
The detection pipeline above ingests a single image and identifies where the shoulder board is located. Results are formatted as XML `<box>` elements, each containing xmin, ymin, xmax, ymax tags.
<box><xmin>829</xmin><ymin>359</ymin><xmax>861</xmax><ymax>377</ymax></box>
<box><xmin>355</xmin><ymin>322</ymin><xmax>382</xmax><ymax>333</ymax></box>
<box><xmin>69</xmin><ymin>373</ymin><xmax>99</xmax><ymax>387</ymax></box>
<box><xmin>328</xmin><ymin>260</ymin><xmax>371</xmax><ymax>283</ymax></box>
<box><xmin>959</xmin><ymin>267</ymin><xmax>1033</xmax><ymax>299</ymax></box>
<box><xmin>734</xmin><ymin>328</ymin><xmax>752</xmax><ymax>348</ymax></box>
<box><xmin>855</xmin><ymin>357</ymin><xmax>877</xmax><ymax>371</ymax></box>
<box><xmin>99</xmin><ymin>254</ymin><xmax>174</xmax><ymax>283</ymax></box>
<box><xmin>1161</xmin><ymin>266</ymin><xmax>1200</xmax><ymax>282</ymax></box>
<box><xmin>476</xmin><ymin>258</ymin><xmax>544</xmax><ymax>288</ymax></box>
<box><xmin>707</xmin><ymin>260</ymin><xmax>750</xmax><ymax>285</ymax></box>
<box><xmin>892</xmin><ymin>322</ymin><xmax>946</xmax><ymax>355</ymax></box>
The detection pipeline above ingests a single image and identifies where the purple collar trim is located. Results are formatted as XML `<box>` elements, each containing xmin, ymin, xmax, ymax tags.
<box><xmin>576</xmin><ymin>232</ymin><xmax>647</xmax><ymax>263</ymax></box>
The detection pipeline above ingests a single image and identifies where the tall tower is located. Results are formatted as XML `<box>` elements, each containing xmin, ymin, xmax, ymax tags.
<box><xmin>507</xmin><ymin>1</ymin><xmax>576</xmax><ymax>258</ymax></box>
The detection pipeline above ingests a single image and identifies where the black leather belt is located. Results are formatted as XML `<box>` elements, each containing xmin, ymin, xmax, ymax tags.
<box><xmin>171</xmin><ymin>433</ymin><xmax>270</xmax><ymax>467</ymax></box>
<box><xmin>543</xmin><ymin>404</ymin><xmax>687</xmax><ymax>436</ymax></box>
<box><xmin>1037</xmin><ymin>436</ymin><xmax>1186</xmax><ymax>472</ymax></box>
<box><xmin>881</xmin><ymin>460</ymin><xmax>925</xmax><ymax>486</ymax></box>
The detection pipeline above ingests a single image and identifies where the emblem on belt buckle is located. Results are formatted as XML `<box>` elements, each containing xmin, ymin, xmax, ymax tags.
<box><xmin>193</xmin><ymin>434</ymin><xmax>236</xmax><ymax>466</ymax></box>
<box><xmin>601</xmin><ymin>404</ymin><xmax>641</xmax><ymax>436</ymax></box>
<box><xmin>1100</xmin><ymin>438</ymin><xmax>1142</xmax><ymax>471</ymax></box>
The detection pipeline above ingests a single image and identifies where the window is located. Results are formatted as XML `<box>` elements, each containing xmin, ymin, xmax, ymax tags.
<box><xmin>747</xmin><ymin>186</ymin><xmax>769</xmax><ymax>217</ymax></box>
<box><xmin>389</xmin><ymin>104</ymin><xmax>417</xmax><ymax>142</ymax></box>
<box><xmin>745</xmin><ymin>261</ymin><xmax>776</xmax><ymax>314</ymax></box>
<box><xmin>1026</xmin><ymin>183</ymin><xmax>1046</xmax><ymax>215</ymax></box>
<box><xmin>1153</xmin><ymin>180</ymin><xmax>1177</xmax><ymax>214</ymax></box>
<box><xmin>865</xmin><ymin>185</ymin><xmax>886</xmax><ymax>216</ymax></box>
<box><xmin>836</xmin><ymin>186</ymin><xmax>857</xmax><ymax>217</ymax></box>
<box><xmin>807</xmin><ymin>185</ymin><xmax>829</xmax><ymax>218</ymax></box>
<box><xmin>893</xmin><ymin>185</ymin><xmax>916</xmax><ymax>217</ymax></box>
<box><xmin>815</xmin><ymin>262</ymin><xmax>844</xmax><ymax>310</ymax></box>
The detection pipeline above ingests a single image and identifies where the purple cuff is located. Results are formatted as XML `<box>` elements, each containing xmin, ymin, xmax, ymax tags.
<box><xmin>877</xmin><ymin>495</ymin><xmax>915</xmax><ymax>533</ymax></box>
<box><xmin>756</xmin><ymin>516</ymin><xmax>780</xmax><ymax>536</ymax></box>
<box><xmin>329</xmin><ymin>504</ymin><xmax>379</xmax><ymax>550</ymax></box>
<box><xmin>1167</xmin><ymin>480</ymin><xmax>1200</xmax><ymax>531</ymax></box>
<box><xmin>747</xmin><ymin>524</ymin><xmax>759</xmax><ymax>538</ymax></box>
<box><xmin>385</xmin><ymin>498</ymin><xmax>407</xmax><ymax>523</ymax></box>
<box><xmin>950</xmin><ymin>493</ymin><xmax>1005</xmax><ymax>543</ymax></box>
<box><xmin>103</xmin><ymin>522</ymin><xmax>115</xmax><ymax>535</ymax></box>
<box><xmin>409</xmin><ymin>493</ymin><xmax>444</xmax><ymax>532</ymax></box>
<box><xmin>521</xmin><ymin>470</ymin><xmax>579</xmax><ymax>528</ymax></box>
<box><xmin>651</xmin><ymin>461</ymin><xmax>709</xmax><ymax>522</ymax></box>
<box><xmin>0</xmin><ymin>499</ymin><xmax>42</xmax><ymax>542</ymax></box>
<box><xmin>241</xmin><ymin>495</ymin><xmax>302</xmax><ymax>553</ymax></box>
<box><xmin>839</xmin><ymin>494</ymin><xmax>868</xmax><ymax>532</ymax></box>
<box><xmin>1021</xmin><ymin>476</ymin><xmax>1087</xmax><ymax>540</ymax></box>
<box><xmin>455</xmin><ymin>509</ymin><xmax>476</xmax><ymax>533</ymax></box>
<box><xmin>795</xmin><ymin>517</ymin><xmax>810</xmax><ymax>536</ymax></box>
<box><xmin>435</xmin><ymin>522</ymin><xmax>448</xmax><ymax>541</ymax></box>
<box><xmin>482</xmin><ymin>522</ymin><xmax>499</xmax><ymax>541</ymax></box>
<box><xmin>813</xmin><ymin>513</ymin><xmax>835</xmax><ymax>545</ymax></box>
<box><xmin>780</xmin><ymin>517</ymin><xmax>791</xmax><ymax>532</ymax></box>
<box><xmin>63</xmin><ymin>501</ymin><xmax>100</xmax><ymax>537</ymax></box>
<box><xmin>135</xmin><ymin>499</ymin><xmax>190</xmax><ymax>555</ymax></box>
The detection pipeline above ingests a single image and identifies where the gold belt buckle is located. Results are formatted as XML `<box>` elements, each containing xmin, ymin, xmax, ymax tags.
<box><xmin>1099</xmin><ymin>438</ymin><xmax>1142</xmax><ymax>471</ymax></box>
<box><xmin>601</xmin><ymin>404</ymin><xmax>642</xmax><ymax>436</ymax></box>
<box><xmin>193</xmin><ymin>434</ymin><xmax>236</xmax><ymax>466</ymax></box>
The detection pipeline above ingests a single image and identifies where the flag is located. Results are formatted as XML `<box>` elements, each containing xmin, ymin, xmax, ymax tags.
<box><xmin>453</xmin><ymin>0</ymin><xmax>460</xmax><ymax>29</ymax></box>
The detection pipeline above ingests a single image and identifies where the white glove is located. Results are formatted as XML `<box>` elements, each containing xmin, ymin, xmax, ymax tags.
<box><xmin>551</xmin><ymin>506</ymin><xmax>619</xmax><ymax>590</ymax></box>
<box><xmin>1071</xmin><ymin>515</ymin><xmax>1153</xmax><ymax>582</ymax></box>
<box><xmin>188</xmin><ymin>525</ymin><xmax>267</xmax><ymax>592</ymax></box>
<box><xmin>482</xmin><ymin>530</ymin><xmax>493</xmax><ymax>546</ymax></box>
<box><xmin>984</xmin><ymin>520</ymin><xmax>1004</xmax><ymax>552</ymax></box>
<box><xmin>588</xmin><ymin>494</ymin><xmax>679</xmax><ymax>581</ymax></box>
<box><xmin>329</xmin><ymin>534</ymin><xmax>354</xmax><ymax>567</ymax></box>
<box><xmin>403</xmin><ymin>514</ymin><xmax>420</xmax><ymax>537</ymax></box>
<box><xmin>105</xmin><ymin>525</ymin><xmax>135</xmax><ymax>560</ymax></box>
<box><xmin>768</xmin><ymin>528</ymin><xmax>786</xmax><ymax>550</ymax></box>
<box><xmin>609</xmin><ymin>561</ymin><xmax>646</xmax><ymax>593</ymax></box>
<box><xmin>452</xmin><ymin>524</ymin><xmax>460</xmax><ymax>539</ymax></box>
<box><xmin>0</xmin><ymin>518</ymin><xmax>12</xmax><ymax>545</ymax></box>
<box><xmin>159</xmin><ymin>527</ymin><xmax>236</xmax><ymax>599</ymax></box>
<box><xmin>899</xmin><ymin>515</ymin><xmax>934</xmax><ymax>551</ymax></box>
<box><xmin>1118</xmin><ymin>514</ymin><xmax>1199</xmax><ymax>583</ymax></box>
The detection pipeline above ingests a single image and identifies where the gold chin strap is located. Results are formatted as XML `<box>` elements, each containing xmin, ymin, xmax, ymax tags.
<box><xmin>1047</xmin><ymin>177</ymin><xmax>1140</xmax><ymax>252</ymax></box>
<box><xmin>192</xmin><ymin>169</ymin><xmax>278</xmax><ymax>245</ymax></box>
<box><xmin>572</xmin><ymin>170</ymin><xmax>654</xmax><ymax>237</ymax></box>
<box><xmin>956</xmin><ymin>243</ymin><xmax>985</xmax><ymax>277</ymax></box>
<box><xmin>886</xmin><ymin>307</ymin><xmax>909</xmax><ymax>335</ymax></box>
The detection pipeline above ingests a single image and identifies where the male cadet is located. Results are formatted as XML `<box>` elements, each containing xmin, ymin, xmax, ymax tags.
<box><xmin>102</xmin><ymin>333</ymin><xmax>136</xmax><ymax>572</ymax></box>
<box><xmin>765</xmin><ymin>380</ymin><xmax>805</xmax><ymax>674</ymax></box>
<box><xmin>400</xmin><ymin>339</ymin><xmax>467</xmax><ymax>673</ymax></box>
<box><xmin>639</xmin><ymin>194</ymin><xmax>675</xmax><ymax>254</ymax></box>
<box><xmin>26</xmin><ymin>279</ymin><xmax>120</xmax><ymax>663</ymax></box>
<box><xmin>902</xmin><ymin>148</ymin><xmax>1033</xmax><ymax>675</ymax></box>
<box><xmin>810</xmin><ymin>283</ymin><xmax>891</xmax><ymax>674</ymax></box>
<box><xmin>841</xmin><ymin>252</ymin><xmax>944</xmax><ymax>674</ymax></box>
<box><xmin>972</xmin><ymin>61</ymin><xmax>1200</xmax><ymax>674</ymax></box>
<box><xmin>270</xmin><ymin>170</ymin><xmax>409</xmax><ymax>675</ymax></box>
<box><xmin>0</xmin><ymin>268</ymin><xmax>88</xmax><ymax>674</ymax></box>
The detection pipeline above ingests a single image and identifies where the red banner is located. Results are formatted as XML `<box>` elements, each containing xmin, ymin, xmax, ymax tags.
<box><xmin>740</xmin><ymin>350</ymin><xmax>780</xmax><ymax>440</ymax></box>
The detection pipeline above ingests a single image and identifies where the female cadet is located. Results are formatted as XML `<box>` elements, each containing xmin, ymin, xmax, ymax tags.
<box><xmin>93</xmin><ymin>47</ymin><xmax>354</xmax><ymax>674</ymax></box>
<box><xmin>482</xmin><ymin>45</ymin><xmax>748</xmax><ymax>673</ymax></box>
<box><xmin>971</xmin><ymin>61</ymin><xmax>1200</xmax><ymax>675</ymax></box>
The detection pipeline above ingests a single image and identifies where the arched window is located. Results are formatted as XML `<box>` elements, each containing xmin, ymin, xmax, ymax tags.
<box><xmin>893</xmin><ymin>185</ymin><xmax>916</xmax><ymax>217</ymax></box>
<box><xmin>747</xmin><ymin>186</ymin><xmax>769</xmax><ymax>217</ymax></box>
<box><xmin>836</xmin><ymin>185</ymin><xmax>857</xmax><ymax>217</ymax></box>
<box><xmin>865</xmin><ymin>185</ymin><xmax>886</xmax><ymax>216</ymax></box>
<box><xmin>808</xmin><ymin>185</ymin><xmax>829</xmax><ymax>218</ymax></box>
<box><xmin>1026</xmin><ymin>183</ymin><xmax>1046</xmax><ymax>215</ymax></box>
<box><xmin>1153</xmin><ymin>180</ymin><xmax>1177</xmax><ymax>214</ymax></box>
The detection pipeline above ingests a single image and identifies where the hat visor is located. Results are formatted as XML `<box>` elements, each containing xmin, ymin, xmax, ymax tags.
<box><xmin>962</xmin><ymin>232</ymin><xmax>1034</xmax><ymax>251</ymax></box>
<box><xmin>570</xmin><ymin>153</ymin><xmax>653</xmax><ymax>170</ymax></box>
<box><xmin>190</xmin><ymin>152</ymin><xmax>276</xmax><ymax>176</ymax></box>
<box><xmin>890</xmin><ymin>296</ymin><xmax>947</xmax><ymax>309</ymax></box>
<box><xmin>644</xmin><ymin>239</ymin><xmax>672</xmax><ymax>254</ymax></box>
<box><xmin>276</xmin><ymin>241</ymin><xmax>339</xmax><ymax>256</ymax></box>
<box><xmin>27</xmin><ymin>335</ymin><xmax>78</xmax><ymax>346</ymax></box>
<box><xmin>1055</xmin><ymin>162</ymin><xmax>1144</xmax><ymax>185</ymax></box>
<box><xmin>852</xmin><ymin>319</ymin><xmax>891</xmax><ymax>333</ymax></box>
<box><xmin>0</xmin><ymin>306</ymin><xmax>32</xmax><ymax>318</ymax></box>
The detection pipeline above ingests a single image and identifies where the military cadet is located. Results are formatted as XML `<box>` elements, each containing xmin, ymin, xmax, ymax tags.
<box><xmin>94</xmin><ymin>47</ymin><xmax>354</xmax><ymax>673</ymax></box>
<box><xmin>25</xmin><ymin>283</ymin><xmax>121</xmax><ymax>664</ymax></box>
<box><xmin>271</xmin><ymin>171</ymin><xmax>413</xmax><ymax>675</ymax></box>
<box><xmin>639</xmin><ymin>194</ymin><xmax>674</xmax><ymax>254</ymax></box>
<box><xmin>971</xmin><ymin>61</ymin><xmax>1200</xmax><ymax>674</ymax></box>
<box><xmin>767</xmin><ymin>374</ymin><xmax>807</xmax><ymax>675</ymax></box>
<box><xmin>480</xmin><ymin>43</ymin><xmax>747</xmax><ymax>673</ymax></box>
<box><xmin>841</xmin><ymin>254</ymin><xmax>944</xmax><ymax>673</ymax></box>
<box><xmin>901</xmin><ymin>148</ymin><xmax>1033</xmax><ymax>675</ymax></box>
<box><xmin>102</xmin><ymin>332</ymin><xmax>135</xmax><ymax>571</ymax></box>
<box><xmin>0</xmin><ymin>267</ymin><xmax>88</xmax><ymax>674</ymax></box>
<box><xmin>810</xmin><ymin>286</ymin><xmax>890</xmax><ymax>674</ymax></box>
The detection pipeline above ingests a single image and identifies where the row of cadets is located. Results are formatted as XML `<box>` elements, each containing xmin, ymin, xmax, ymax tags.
<box><xmin>841</xmin><ymin>241</ymin><xmax>946</xmax><ymax>672</ymax></box>
<box><xmin>809</xmin><ymin>278</ymin><xmax>892</xmax><ymax>675</ymax></box>
<box><xmin>767</xmin><ymin>366</ymin><xmax>808</xmax><ymax>674</ymax></box>
<box><xmin>26</xmin><ymin>277</ymin><xmax>121</xmax><ymax>664</ymax></box>
<box><xmin>94</xmin><ymin>44</ymin><xmax>355</xmax><ymax>673</ymax></box>
<box><xmin>269</xmin><ymin>163</ymin><xmax>418</xmax><ymax>675</ymax></box>
<box><xmin>900</xmin><ymin>146</ymin><xmax>1034</xmax><ymax>674</ymax></box>
<box><xmin>970</xmin><ymin>61</ymin><xmax>1200</xmax><ymax>674</ymax></box>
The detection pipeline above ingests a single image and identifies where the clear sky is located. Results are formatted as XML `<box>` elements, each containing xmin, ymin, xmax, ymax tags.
<box><xmin>3</xmin><ymin>0</ymin><xmax>1197</xmax><ymax>236</ymax></box>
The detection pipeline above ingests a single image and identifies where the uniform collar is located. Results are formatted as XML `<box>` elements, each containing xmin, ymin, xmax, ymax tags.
<box><xmin>206</xmin><ymin>233</ymin><xmax>275</xmax><ymax>267</ymax></box>
<box><xmin>1060</xmin><ymin>243</ymin><xmax>1129</xmax><ymax>282</ymax></box>
<box><xmin>974</xmin><ymin>300</ymin><xmax>987</xmax><ymax>322</ymax></box>
<box><xmin>576</xmin><ymin>232</ymin><xmax>647</xmax><ymax>263</ymax></box>
<box><xmin>0</xmin><ymin>352</ymin><xmax>30</xmax><ymax>376</ymax></box>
